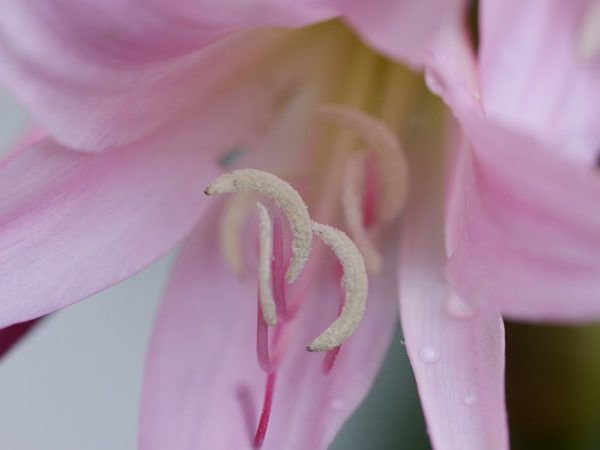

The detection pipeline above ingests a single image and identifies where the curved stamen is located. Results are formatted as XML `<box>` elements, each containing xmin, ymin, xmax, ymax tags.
<box><xmin>256</xmin><ymin>298</ymin><xmax>273</xmax><ymax>373</ymax></box>
<box><xmin>307</xmin><ymin>222</ymin><xmax>368</xmax><ymax>352</ymax></box>
<box><xmin>318</xmin><ymin>103</ymin><xmax>409</xmax><ymax>225</ymax></box>
<box><xmin>256</xmin><ymin>203</ymin><xmax>277</xmax><ymax>326</ymax></box>
<box><xmin>205</xmin><ymin>169</ymin><xmax>312</xmax><ymax>283</ymax></box>
<box><xmin>322</xmin><ymin>280</ymin><xmax>345</xmax><ymax>374</ymax></box>
<box><xmin>271</xmin><ymin>214</ymin><xmax>288</xmax><ymax>320</ymax></box>
<box><xmin>342</xmin><ymin>151</ymin><xmax>383</xmax><ymax>274</ymax></box>
<box><xmin>220</xmin><ymin>193</ymin><xmax>253</xmax><ymax>278</ymax></box>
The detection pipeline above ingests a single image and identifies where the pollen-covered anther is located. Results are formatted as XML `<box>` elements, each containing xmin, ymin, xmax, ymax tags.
<box><xmin>579</xmin><ymin>0</ymin><xmax>600</xmax><ymax>59</ymax></box>
<box><xmin>307</xmin><ymin>222</ymin><xmax>368</xmax><ymax>352</ymax></box>
<box><xmin>317</xmin><ymin>103</ymin><xmax>409</xmax><ymax>225</ymax></box>
<box><xmin>256</xmin><ymin>202</ymin><xmax>277</xmax><ymax>326</ymax></box>
<box><xmin>205</xmin><ymin>169</ymin><xmax>312</xmax><ymax>283</ymax></box>
<box><xmin>342</xmin><ymin>151</ymin><xmax>382</xmax><ymax>274</ymax></box>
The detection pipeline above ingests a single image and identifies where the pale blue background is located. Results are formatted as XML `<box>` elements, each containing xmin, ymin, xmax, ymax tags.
<box><xmin>0</xmin><ymin>85</ymin><xmax>428</xmax><ymax>450</ymax></box>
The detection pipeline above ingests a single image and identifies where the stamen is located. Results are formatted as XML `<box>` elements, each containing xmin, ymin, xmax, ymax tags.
<box><xmin>307</xmin><ymin>222</ymin><xmax>368</xmax><ymax>352</ymax></box>
<box><xmin>318</xmin><ymin>104</ymin><xmax>409</xmax><ymax>225</ymax></box>
<box><xmin>579</xmin><ymin>0</ymin><xmax>600</xmax><ymax>59</ymax></box>
<box><xmin>272</xmin><ymin>214</ymin><xmax>288</xmax><ymax>320</ymax></box>
<box><xmin>253</xmin><ymin>372</ymin><xmax>277</xmax><ymax>449</ymax></box>
<box><xmin>256</xmin><ymin>203</ymin><xmax>277</xmax><ymax>326</ymax></box>
<box><xmin>220</xmin><ymin>193</ymin><xmax>253</xmax><ymax>278</ymax></box>
<box><xmin>205</xmin><ymin>169</ymin><xmax>312</xmax><ymax>283</ymax></box>
<box><xmin>256</xmin><ymin>298</ymin><xmax>273</xmax><ymax>373</ymax></box>
<box><xmin>342</xmin><ymin>152</ymin><xmax>383</xmax><ymax>274</ymax></box>
<box><xmin>322</xmin><ymin>282</ymin><xmax>345</xmax><ymax>374</ymax></box>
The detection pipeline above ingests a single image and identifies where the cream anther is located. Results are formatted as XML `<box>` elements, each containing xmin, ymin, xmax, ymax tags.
<box><xmin>317</xmin><ymin>104</ymin><xmax>409</xmax><ymax>225</ymax></box>
<box><xmin>307</xmin><ymin>222</ymin><xmax>368</xmax><ymax>352</ymax></box>
<box><xmin>579</xmin><ymin>0</ymin><xmax>600</xmax><ymax>59</ymax></box>
<box><xmin>342</xmin><ymin>152</ymin><xmax>382</xmax><ymax>274</ymax></box>
<box><xmin>256</xmin><ymin>203</ymin><xmax>277</xmax><ymax>326</ymax></box>
<box><xmin>205</xmin><ymin>169</ymin><xmax>312</xmax><ymax>283</ymax></box>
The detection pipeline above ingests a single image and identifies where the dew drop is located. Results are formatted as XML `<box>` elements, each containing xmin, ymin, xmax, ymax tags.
<box><xmin>464</xmin><ymin>394</ymin><xmax>478</xmax><ymax>406</ymax></box>
<box><xmin>445</xmin><ymin>294</ymin><xmax>477</xmax><ymax>320</ymax></box>
<box><xmin>424</xmin><ymin>69</ymin><xmax>446</xmax><ymax>96</ymax></box>
<box><xmin>330</xmin><ymin>399</ymin><xmax>345</xmax><ymax>412</ymax></box>
<box><xmin>419</xmin><ymin>346</ymin><xmax>439</xmax><ymax>364</ymax></box>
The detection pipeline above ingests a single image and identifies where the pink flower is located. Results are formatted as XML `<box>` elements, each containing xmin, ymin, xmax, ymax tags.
<box><xmin>0</xmin><ymin>1</ymin><xmax>596</xmax><ymax>450</ymax></box>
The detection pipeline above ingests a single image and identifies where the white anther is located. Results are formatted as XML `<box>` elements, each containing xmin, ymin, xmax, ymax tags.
<box><xmin>205</xmin><ymin>169</ymin><xmax>312</xmax><ymax>283</ymax></box>
<box><xmin>220</xmin><ymin>193</ymin><xmax>253</xmax><ymax>278</ymax></box>
<box><xmin>318</xmin><ymin>104</ymin><xmax>409</xmax><ymax>225</ymax></box>
<box><xmin>342</xmin><ymin>152</ymin><xmax>382</xmax><ymax>274</ymax></box>
<box><xmin>307</xmin><ymin>222</ymin><xmax>368</xmax><ymax>352</ymax></box>
<box><xmin>579</xmin><ymin>0</ymin><xmax>600</xmax><ymax>60</ymax></box>
<box><xmin>256</xmin><ymin>203</ymin><xmax>277</xmax><ymax>326</ymax></box>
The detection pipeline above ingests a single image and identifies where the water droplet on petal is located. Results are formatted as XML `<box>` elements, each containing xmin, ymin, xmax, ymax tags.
<box><xmin>464</xmin><ymin>394</ymin><xmax>478</xmax><ymax>406</ymax></box>
<box><xmin>400</xmin><ymin>338</ymin><xmax>406</xmax><ymax>346</ymax></box>
<box><xmin>445</xmin><ymin>294</ymin><xmax>477</xmax><ymax>320</ymax></box>
<box><xmin>424</xmin><ymin>69</ymin><xmax>446</xmax><ymax>96</ymax></box>
<box><xmin>330</xmin><ymin>399</ymin><xmax>345</xmax><ymax>412</ymax></box>
<box><xmin>419</xmin><ymin>346</ymin><xmax>439</xmax><ymax>364</ymax></box>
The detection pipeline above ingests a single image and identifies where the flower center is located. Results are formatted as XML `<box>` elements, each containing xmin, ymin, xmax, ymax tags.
<box><xmin>203</xmin><ymin>24</ymin><xmax>431</xmax><ymax>447</ymax></box>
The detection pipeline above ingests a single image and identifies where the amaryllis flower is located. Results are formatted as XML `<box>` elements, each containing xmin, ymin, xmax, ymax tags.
<box><xmin>0</xmin><ymin>1</ymin><xmax>597</xmax><ymax>450</ymax></box>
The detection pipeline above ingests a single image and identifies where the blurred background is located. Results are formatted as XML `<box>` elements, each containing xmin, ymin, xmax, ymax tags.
<box><xmin>1</xmin><ymin>83</ymin><xmax>600</xmax><ymax>450</ymax></box>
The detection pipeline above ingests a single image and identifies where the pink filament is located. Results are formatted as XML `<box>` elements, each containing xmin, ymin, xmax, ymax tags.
<box><xmin>362</xmin><ymin>151</ymin><xmax>378</xmax><ymax>228</ymax></box>
<box><xmin>256</xmin><ymin>295</ymin><xmax>272</xmax><ymax>373</ymax></box>
<box><xmin>322</xmin><ymin>346</ymin><xmax>341</xmax><ymax>374</ymax></box>
<box><xmin>322</xmin><ymin>281</ymin><xmax>346</xmax><ymax>374</ymax></box>
<box><xmin>253</xmin><ymin>372</ymin><xmax>277</xmax><ymax>449</ymax></box>
<box><xmin>272</xmin><ymin>214</ymin><xmax>287</xmax><ymax>320</ymax></box>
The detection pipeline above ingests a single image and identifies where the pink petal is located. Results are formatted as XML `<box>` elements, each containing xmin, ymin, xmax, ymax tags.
<box><xmin>0</xmin><ymin>72</ymin><xmax>288</xmax><ymax>327</ymax></box>
<box><xmin>344</xmin><ymin>0</ymin><xmax>466</xmax><ymax>68</ymax></box>
<box><xmin>479</xmin><ymin>0</ymin><xmax>600</xmax><ymax>164</ymax></box>
<box><xmin>140</xmin><ymin>206</ymin><xmax>397</xmax><ymax>450</ymax></box>
<box><xmin>0</xmin><ymin>0</ymin><xmax>339</xmax><ymax>151</ymax></box>
<box><xmin>399</xmin><ymin>123</ymin><xmax>508</xmax><ymax>450</ymax></box>
<box><xmin>446</xmin><ymin>117</ymin><xmax>600</xmax><ymax>321</ymax></box>
<box><xmin>424</xmin><ymin>22</ymin><xmax>482</xmax><ymax>117</ymax></box>
<box><xmin>425</xmin><ymin>5</ymin><xmax>600</xmax><ymax>321</ymax></box>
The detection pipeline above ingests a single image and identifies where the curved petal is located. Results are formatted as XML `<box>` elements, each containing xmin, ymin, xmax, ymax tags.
<box><xmin>426</xmin><ymin>5</ymin><xmax>600</xmax><ymax>322</ymax></box>
<box><xmin>446</xmin><ymin>118</ymin><xmax>600</xmax><ymax>321</ymax></box>
<box><xmin>399</xmin><ymin>119</ymin><xmax>508</xmax><ymax>450</ymax></box>
<box><xmin>0</xmin><ymin>0</ymin><xmax>340</xmax><ymax>151</ymax></box>
<box><xmin>0</xmin><ymin>65</ymin><xmax>301</xmax><ymax>328</ymax></box>
<box><xmin>424</xmin><ymin>22</ymin><xmax>482</xmax><ymax>117</ymax></box>
<box><xmin>344</xmin><ymin>0</ymin><xmax>466</xmax><ymax>68</ymax></box>
<box><xmin>479</xmin><ymin>0</ymin><xmax>600</xmax><ymax>164</ymax></box>
<box><xmin>139</xmin><ymin>206</ymin><xmax>397</xmax><ymax>450</ymax></box>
